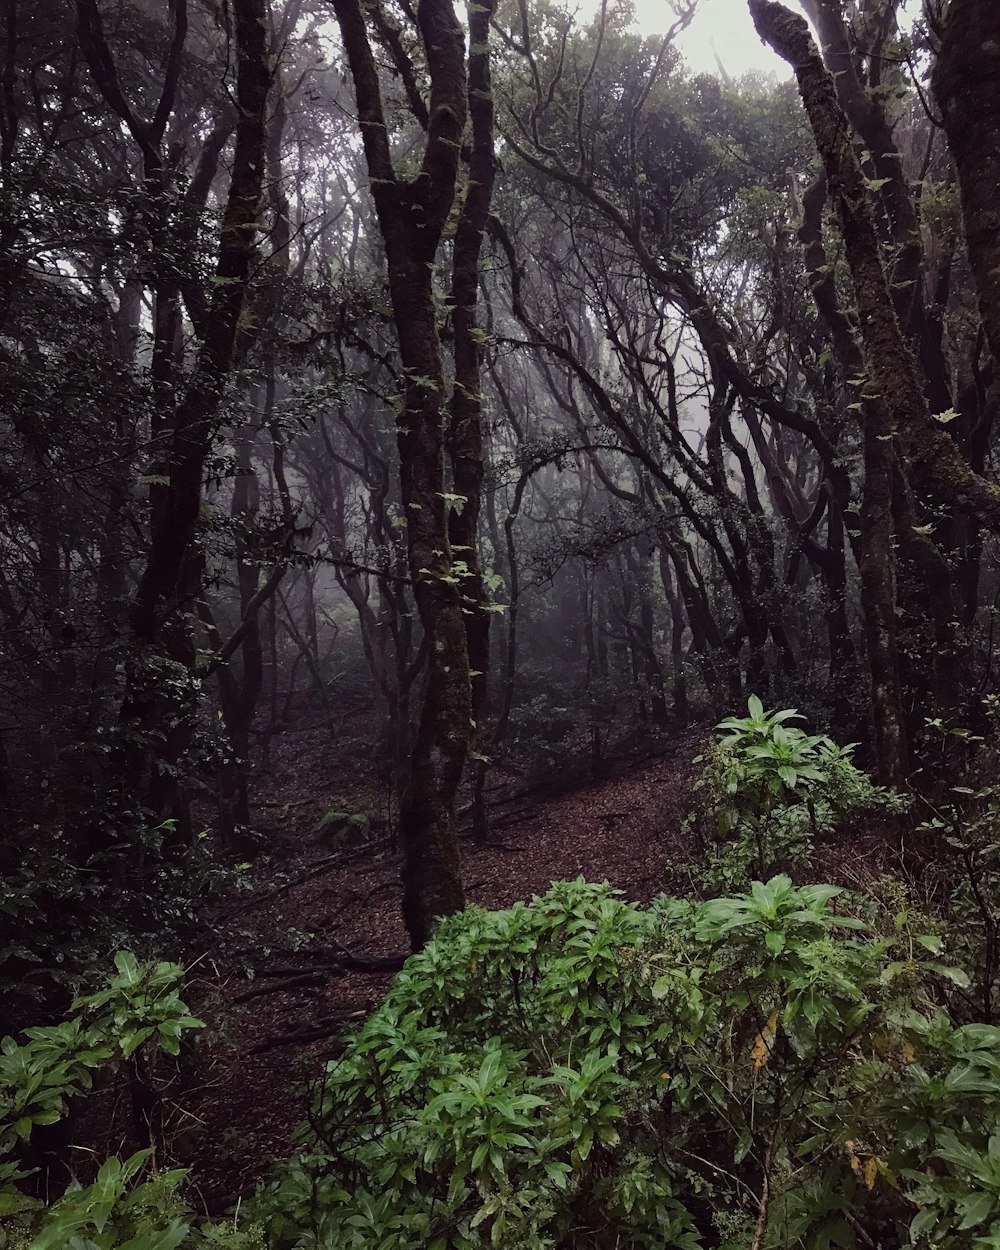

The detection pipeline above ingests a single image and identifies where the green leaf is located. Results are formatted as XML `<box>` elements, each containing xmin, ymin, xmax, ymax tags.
<box><xmin>117</xmin><ymin>1219</ymin><xmax>190</xmax><ymax>1250</ymax></box>
<box><xmin>113</xmin><ymin>951</ymin><xmax>141</xmax><ymax>985</ymax></box>
<box><xmin>765</xmin><ymin>929</ymin><xmax>786</xmax><ymax>955</ymax></box>
<box><xmin>959</xmin><ymin>1193</ymin><xmax>996</xmax><ymax>1230</ymax></box>
<box><xmin>120</xmin><ymin>1027</ymin><xmax>155</xmax><ymax>1058</ymax></box>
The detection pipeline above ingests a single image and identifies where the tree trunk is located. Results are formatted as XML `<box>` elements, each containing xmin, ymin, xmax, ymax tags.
<box><xmin>331</xmin><ymin>0</ymin><xmax>493</xmax><ymax>948</ymax></box>
<box><xmin>80</xmin><ymin>0</ymin><xmax>271</xmax><ymax>839</ymax></box>
<box><xmin>748</xmin><ymin>0</ymin><xmax>1000</xmax><ymax>529</ymax></box>
<box><xmin>447</xmin><ymin>0</ymin><xmax>498</xmax><ymax>730</ymax></box>
<box><xmin>748</xmin><ymin>0</ymin><xmax>974</xmax><ymax>784</ymax></box>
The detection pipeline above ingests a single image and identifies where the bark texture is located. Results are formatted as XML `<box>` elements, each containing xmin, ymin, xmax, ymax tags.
<box><xmin>748</xmin><ymin>0</ymin><xmax>1000</xmax><ymax>529</ymax></box>
<box><xmin>448</xmin><ymin>0</ymin><xmax>498</xmax><ymax>728</ymax></box>
<box><xmin>448</xmin><ymin>0</ymin><xmax>499</xmax><ymax>842</ymax></box>
<box><xmin>748</xmin><ymin>0</ymin><xmax>914</xmax><ymax>780</ymax></box>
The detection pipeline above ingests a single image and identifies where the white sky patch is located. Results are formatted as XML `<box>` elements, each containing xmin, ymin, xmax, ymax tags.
<box><xmin>630</xmin><ymin>0</ymin><xmax>793</xmax><ymax>80</ymax></box>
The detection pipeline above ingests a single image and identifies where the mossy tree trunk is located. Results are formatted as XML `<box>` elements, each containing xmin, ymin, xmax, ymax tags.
<box><xmin>749</xmin><ymin>0</ymin><xmax>1000</xmax><ymax>785</ymax></box>
<box><xmin>448</xmin><ymin>0</ymin><xmax>498</xmax><ymax>842</ymax></box>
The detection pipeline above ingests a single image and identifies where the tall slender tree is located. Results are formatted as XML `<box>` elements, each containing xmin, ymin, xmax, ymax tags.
<box><xmin>76</xmin><ymin>0</ymin><xmax>274</xmax><ymax>836</ymax></box>
<box><xmin>330</xmin><ymin>0</ymin><xmax>497</xmax><ymax>947</ymax></box>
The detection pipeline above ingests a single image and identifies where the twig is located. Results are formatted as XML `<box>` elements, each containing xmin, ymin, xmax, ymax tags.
<box><xmin>243</xmin><ymin>964</ymin><xmax>348</xmax><ymax>979</ymax></box>
<box><xmin>220</xmin><ymin>839</ymin><xmax>395</xmax><ymax>919</ymax></box>
<box><xmin>233</xmin><ymin>972</ymin><xmax>327</xmax><ymax>1003</ymax></box>
<box><xmin>253</xmin><ymin>1010</ymin><xmax>367</xmax><ymax>1051</ymax></box>
<box><xmin>258</xmin><ymin>796</ymin><xmax>324</xmax><ymax>808</ymax></box>
<box><xmin>751</xmin><ymin>1143</ymin><xmax>772</xmax><ymax>1250</ymax></box>
<box><xmin>844</xmin><ymin>1208</ymin><xmax>878</xmax><ymax>1249</ymax></box>
<box><xmin>327</xmin><ymin>938</ymin><xmax>407</xmax><ymax>973</ymax></box>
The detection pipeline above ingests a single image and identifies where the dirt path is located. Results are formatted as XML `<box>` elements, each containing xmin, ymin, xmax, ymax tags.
<box><xmin>178</xmin><ymin>728</ymin><xmax>707</xmax><ymax>1208</ymax></box>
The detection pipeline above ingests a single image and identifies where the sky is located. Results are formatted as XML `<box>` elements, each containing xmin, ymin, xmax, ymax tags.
<box><xmin>629</xmin><ymin>0</ymin><xmax>794</xmax><ymax>79</ymax></box>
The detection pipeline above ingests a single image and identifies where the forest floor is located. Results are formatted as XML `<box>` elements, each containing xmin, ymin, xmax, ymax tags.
<box><xmin>108</xmin><ymin>720</ymin><xmax>906</xmax><ymax>1212</ymax></box>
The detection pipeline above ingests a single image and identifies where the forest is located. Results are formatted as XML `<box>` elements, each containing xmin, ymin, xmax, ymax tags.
<box><xmin>2</xmin><ymin>0</ymin><xmax>1000</xmax><ymax>1244</ymax></box>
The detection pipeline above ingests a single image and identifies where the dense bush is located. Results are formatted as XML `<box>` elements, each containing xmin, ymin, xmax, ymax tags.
<box><xmin>6</xmin><ymin>703</ymin><xmax>1000</xmax><ymax>1249</ymax></box>
<box><xmin>0</xmin><ymin>815</ymin><xmax>245</xmax><ymax>1028</ymax></box>
<box><xmin>255</xmin><ymin>874</ymin><xmax>1000</xmax><ymax>1250</ymax></box>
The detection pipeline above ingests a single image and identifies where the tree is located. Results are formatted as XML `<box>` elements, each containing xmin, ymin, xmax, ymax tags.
<box><xmin>747</xmin><ymin>0</ymin><xmax>1000</xmax><ymax>783</ymax></box>
<box><xmin>330</xmin><ymin>0</ymin><xmax>498</xmax><ymax>947</ymax></box>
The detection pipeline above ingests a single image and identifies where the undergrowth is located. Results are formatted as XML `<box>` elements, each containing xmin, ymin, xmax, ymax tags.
<box><xmin>7</xmin><ymin>702</ymin><xmax>1000</xmax><ymax>1249</ymax></box>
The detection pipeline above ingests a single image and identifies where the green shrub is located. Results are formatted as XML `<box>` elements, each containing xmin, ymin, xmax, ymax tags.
<box><xmin>1</xmin><ymin>952</ymin><xmax>203</xmax><ymax>1166</ymax></box>
<box><xmin>255</xmin><ymin>875</ymin><xmax>997</xmax><ymax>1250</ymax></box>
<box><xmin>691</xmin><ymin>696</ymin><xmax>904</xmax><ymax>886</ymax></box>
<box><xmin>0</xmin><ymin>955</ymin><xmax>270</xmax><ymax>1249</ymax></box>
<box><xmin>0</xmin><ymin>814</ymin><xmax>242</xmax><ymax>1024</ymax></box>
<box><xmin>0</xmin><ymin>954</ymin><xmax>211</xmax><ymax>1249</ymax></box>
<box><xmin>12</xmin><ymin>893</ymin><xmax>1000</xmax><ymax>1249</ymax></box>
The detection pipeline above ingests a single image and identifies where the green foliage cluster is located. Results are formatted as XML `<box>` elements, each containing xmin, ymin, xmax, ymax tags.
<box><xmin>1</xmin><ymin>811</ymin><xmax>246</xmax><ymax>1025</ymax></box>
<box><xmin>1</xmin><ymin>952</ymin><xmax>202</xmax><ymax>1163</ymax></box>
<box><xmin>0</xmin><ymin>953</ymin><xmax>232</xmax><ymax>1250</ymax></box>
<box><xmin>917</xmin><ymin>704</ymin><xmax>1000</xmax><ymax>1025</ymax></box>
<box><xmin>691</xmin><ymin>696</ymin><xmax>904</xmax><ymax>886</ymax></box>
<box><xmin>254</xmin><ymin>874</ymin><xmax>1000</xmax><ymax>1250</ymax></box>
